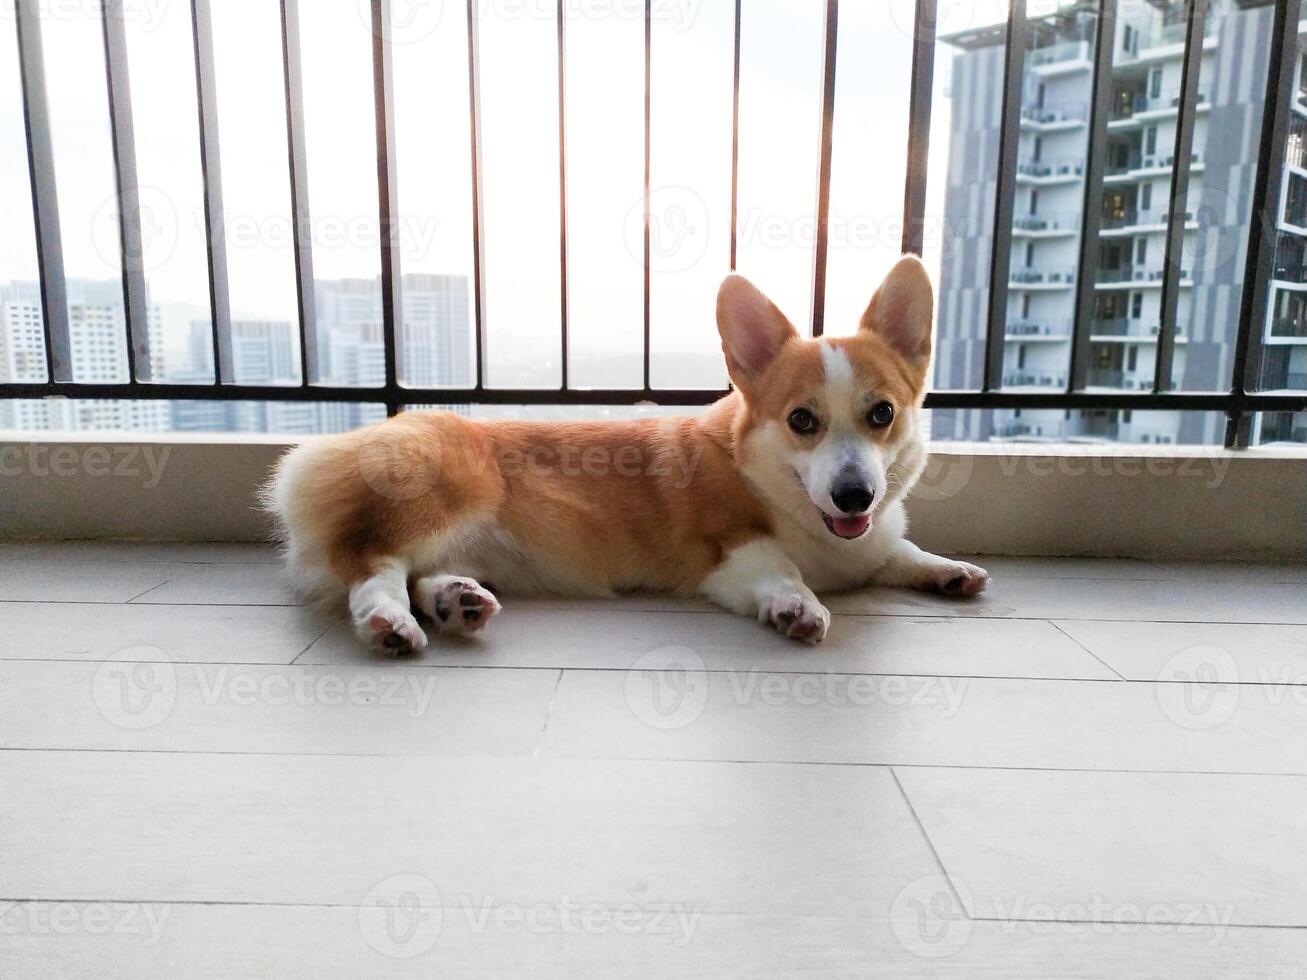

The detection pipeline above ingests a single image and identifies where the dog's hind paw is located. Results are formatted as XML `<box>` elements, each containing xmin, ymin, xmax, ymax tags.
<box><xmin>412</xmin><ymin>575</ymin><xmax>501</xmax><ymax>636</ymax></box>
<box><xmin>360</xmin><ymin>603</ymin><xmax>428</xmax><ymax>656</ymax></box>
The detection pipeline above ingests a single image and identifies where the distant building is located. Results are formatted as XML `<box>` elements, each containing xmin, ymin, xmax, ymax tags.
<box><xmin>1</xmin><ymin>273</ymin><xmax>474</xmax><ymax>435</ymax></box>
<box><xmin>933</xmin><ymin>0</ymin><xmax>1303</xmax><ymax>446</ymax></box>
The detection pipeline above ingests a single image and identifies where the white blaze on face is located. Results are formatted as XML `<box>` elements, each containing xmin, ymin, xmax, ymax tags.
<box><xmin>802</xmin><ymin>344</ymin><xmax>886</xmax><ymax>516</ymax></box>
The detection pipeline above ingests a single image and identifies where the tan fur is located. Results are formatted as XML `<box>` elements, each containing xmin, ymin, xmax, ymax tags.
<box><xmin>268</xmin><ymin>398</ymin><xmax>773</xmax><ymax>598</ymax></box>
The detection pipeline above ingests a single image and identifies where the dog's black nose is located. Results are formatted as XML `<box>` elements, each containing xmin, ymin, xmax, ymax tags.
<box><xmin>831</xmin><ymin>483</ymin><xmax>873</xmax><ymax>515</ymax></box>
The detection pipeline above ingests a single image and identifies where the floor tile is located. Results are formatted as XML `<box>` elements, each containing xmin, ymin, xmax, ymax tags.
<box><xmin>895</xmin><ymin>766</ymin><xmax>1307</xmax><ymax>928</ymax></box>
<box><xmin>540</xmin><ymin>671</ymin><xmax>1307</xmax><ymax>773</ymax></box>
<box><xmin>299</xmin><ymin>609</ymin><xmax>1116</xmax><ymax>680</ymax></box>
<box><xmin>826</xmin><ymin>578</ymin><xmax>1307</xmax><ymax>625</ymax></box>
<box><xmin>0</xmin><ymin>662</ymin><xmax>559</xmax><ymax>756</ymax></box>
<box><xmin>1</xmin><ymin>903</ymin><xmax>1302</xmax><ymax>980</ymax></box>
<box><xmin>0</xmin><ymin>602</ymin><xmax>335</xmax><ymax>664</ymax></box>
<box><xmin>1149</xmin><ymin>560</ymin><xmax>1307</xmax><ymax>585</ymax></box>
<box><xmin>0</xmin><ymin>560</ymin><xmax>178</xmax><ymax>603</ymax></box>
<box><xmin>127</xmin><ymin>564</ymin><xmax>302</xmax><ymax>606</ymax></box>
<box><xmin>957</xmin><ymin>556</ymin><xmax>1170</xmax><ymax>581</ymax></box>
<box><xmin>1054</xmin><ymin>620</ymin><xmax>1307</xmax><ymax>685</ymax></box>
<box><xmin>0</xmin><ymin>753</ymin><xmax>936</xmax><ymax>916</ymax></box>
<box><xmin>0</xmin><ymin>541</ymin><xmax>279</xmax><ymax>564</ymax></box>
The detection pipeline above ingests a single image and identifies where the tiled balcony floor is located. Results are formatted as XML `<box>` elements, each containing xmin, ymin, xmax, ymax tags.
<box><xmin>1</xmin><ymin>543</ymin><xmax>1305</xmax><ymax>977</ymax></box>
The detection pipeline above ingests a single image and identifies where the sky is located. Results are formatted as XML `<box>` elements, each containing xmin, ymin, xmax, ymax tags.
<box><xmin>0</xmin><ymin>0</ymin><xmax>985</xmax><ymax>390</ymax></box>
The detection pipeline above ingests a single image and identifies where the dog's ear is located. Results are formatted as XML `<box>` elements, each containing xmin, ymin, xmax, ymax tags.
<box><xmin>716</xmin><ymin>273</ymin><xmax>799</xmax><ymax>391</ymax></box>
<box><xmin>859</xmin><ymin>254</ymin><xmax>933</xmax><ymax>374</ymax></box>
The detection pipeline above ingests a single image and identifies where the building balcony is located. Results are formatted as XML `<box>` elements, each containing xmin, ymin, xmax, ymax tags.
<box><xmin>1005</xmin><ymin>319</ymin><xmax>1071</xmax><ymax>338</ymax></box>
<box><xmin>1270</xmin><ymin>317</ymin><xmax>1307</xmax><ymax>339</ymax></box>
<box><xmin>994</xmin><ymin>421</ymin><xmax>1068</xmax><ymax>440</ymax></box>
<box><xmin>1094</xmin><ymin>265</ymin><xmax>1192</xmax><ymax>288</ymax></box>
<box><xmin>1019</xmin><ymin>102</ymin><xmax>1088</xmax><ymax>128</ymax></box>
<box><xmin>1009</xmin><ymin>266</ymin><xmax>1077</xmax><ymax>287</ymax></box>
<box><xmin>1016</xmin><ymin>157</ymin><xmax>1085</xmax><ymax>182</ymax></box>
<box><xmin>1011</xmin><ymin>212</ymin><xmax>1080</xmax><ymax>236</ymax></box>
<box><xmin>1085</xmin><ymin>369</ymin><xmax>1156</xmax><ymax>389</ymax></box>
<box><xmin>1108</xmin><ymin>90</ymin><xmax>1210</xmax><ymax>126</ymax></box>
<box><xmin>1104</xmin><ymin>152</ymin><xmax>1203</xmax><ymax>180</ymax></box>
<box><xmin>1002</xmin><ymin>371</ymin><xmax>1068</xmax><ymax>387</ymax></box>
<box><xmin>1271</xmin><ymin>262</ymin><xmax>1307</xmax><ymax>285</ymax></box>
<box><xmin>1027</xmin><ymin>40</ymin><xmax>1092</xmax><ymax>71</ymax></box>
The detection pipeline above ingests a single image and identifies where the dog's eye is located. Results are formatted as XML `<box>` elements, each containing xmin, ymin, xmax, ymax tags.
<box><xmin>787</xmin><ymin>408</ymin><xmax>819</xmax><ymax>435</ymax></box>
<box><xmin>867</xmin><ymin>401</ymin><xmax>895</xmax><ymax>428</ymax></box>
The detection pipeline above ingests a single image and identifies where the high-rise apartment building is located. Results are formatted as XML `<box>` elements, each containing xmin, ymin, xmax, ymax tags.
<box><xmin>0</xmin><ymin>273</ymin><xmax>473</xmax><ymax>434</ymax></box>
<box><xmin>933</xmin><ymin>0</ymin><xmax>1304</xmax><ymax>446</ymax></box>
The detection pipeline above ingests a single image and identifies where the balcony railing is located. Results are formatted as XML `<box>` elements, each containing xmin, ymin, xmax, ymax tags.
<box><xmin>1096</xmin><ymin>265</ymin><xmax>1193</xmax><ymax>284</ymax></box>
<box><xmin>1027</xmin><ymin>40</ymin><xmax>1091</xmax><ymax>68</ymax></box>
<box><xmin>1010</xmin><ymin>266</ymin><xmax>1077</xmax><ymax>285</ymax></box>
<box><xmin>1013</xmin><ymin>212</ymin><xmax>1082</xmax><ymax>232</ymax></box>
<box><xmin>1016</xmin><ymin>157</ymin><xmax>1085</xmax><ymax>178</ymax></box>
<box><xmin>1090</xmin><ymin>318</ymin><xmax>1173</xmax><ymax>338</ymax></box>
<box><xmin>1270</xmin><ymin>317</ymin><xmax>1307</xmax><ymax>338</ymax></box>
<box><xmin>1020</xmin><ymin>102</ymin><xmax>1089</xmax><ymax>125</ymax></box>
<box><xmin>0</xmin><ymin>0</ymin><xmax>1301</xmax><ymax>451</ymax></box>
<box><xmin>1086</xmin><ymin>370</ymin><xmax>1156</xmax><ymax>389</ymax></box>
<box><xmin>1006</xmin><ymin>319</ymin><xmax>1072</xmax><ymax>337</ymax></box>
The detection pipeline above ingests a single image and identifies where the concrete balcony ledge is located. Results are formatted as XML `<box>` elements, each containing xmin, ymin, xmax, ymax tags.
<box><xmin>1</xmin><ymin>432</ymin><xmax>1304</xmax><ymax>561</ymax></box>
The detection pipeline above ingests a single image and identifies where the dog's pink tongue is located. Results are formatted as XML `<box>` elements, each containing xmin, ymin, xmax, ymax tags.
<box><xmin>831</xmin><ymin>514</ymin><xmax>870</xmax><ymax>538</ymax></box>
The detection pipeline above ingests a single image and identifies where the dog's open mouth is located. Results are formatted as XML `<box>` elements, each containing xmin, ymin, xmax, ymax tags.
<box><xmin>821</xmin><ymin>512</ymin><xmax>871</xmax><ymax>540</ymax></box>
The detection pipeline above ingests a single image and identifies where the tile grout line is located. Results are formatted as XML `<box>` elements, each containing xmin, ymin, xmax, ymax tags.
<box><xmin>1049</xmin><ymin>619</ymin><xmax>1128</xmax><ymax>681</ymax></box>
<box><xmin>122</xmin><ymin>580</ymin><xmax>173</xmax><ymax>604</ymax></box>
<box><xmin>289</xmin><ymin>614</ymin><xmax>346</xmax><ymax>666</ymax></box>
<box><xmin>890</xmin><ymin>766</ymin><xmax>973</xmax><ymax>920</ymax></box>
<box><xmin>1</xmin><ymin>745</ymin><xmax>1305</xmax><ymax>778</ymax></box>
<box><xmin>532</xmin><ymin>668</ymin><xmax>567</xmax><ymax>758</ymax></box>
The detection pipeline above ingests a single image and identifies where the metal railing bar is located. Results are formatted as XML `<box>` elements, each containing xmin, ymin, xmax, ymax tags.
<box><xmin>901</xmin><ymin>0</ymin><xmax>937</xmax><ymax>256</ymax></box>
<box><xmin>1224</xmin><ymin>0</ymin><xmax>1301</xmax><ymax>449</ymax></box>
<box><xmin>465</xmin><ymin>0</ymin><xmax>486</xmax><ymax>389</ymax></box>
<box><xmin>1067</xmin><ymin>0</ymin><xmax>1117</xmax><ymax>392</ymax></box>
<box><xmin>642</xmin><ymin>0</ymin><xmax>652</xmax><ymax>389</ymax></box>
<box><xmin>1153</xmin><ymin>0</ymin><xmax>1206</xmax><ymax>395</ymax></box>
<box><xmin>809</xmin><ymin>0</ymin><xmax>838</xmax><ymax>338</ymax></box>
<box><xmin>982</xmin><ymin>0</ymin><xmax>1026</xmax><ymax>391</ymax></box>
<box><xmin>280</xmin><ymin>0</ymin><xmax>319</xmax><ymax>386</ymax></box>
<box><xmin>729</xmin><ymin>0</ymin><xmax>741</xmax><ymax>270</ymax></box>
<box><xmin>556</xmin><ymin>0</ymin><xmax>569</xmax><ymax>390</ymax></box>
<box><xmin>14</xmin><ymin>0</ymin><xmax>71</xmax><ymax>384</ymax></box>
<box><xmin>190</xmin><ymin>0</ymin><xmax>234</xmax><ymax>384</ymax></box>
<box><xmin>2</xmin><ymin>382</ymin><xmax>1301</xmax><ymax>414</ymax></box>
<box><xmin>100</xmin><ymin>0</ymin><xmax>152</xmax><ymax>384</ymax></box>
<box><xmin>369</xmin><ymin>0</ymin><xmax>402</xmax><ymax>416</ymax></box>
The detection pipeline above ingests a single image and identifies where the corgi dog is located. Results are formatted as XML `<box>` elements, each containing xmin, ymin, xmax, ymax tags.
<box><xmin>266</xmin><ymin>254</ymin><xmax>987</xmax><ymax>653</ymax></box>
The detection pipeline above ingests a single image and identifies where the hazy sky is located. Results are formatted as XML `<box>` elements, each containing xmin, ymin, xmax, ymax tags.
<box><xmin>0</xmin><ymin>0</ymin><xmax>1008</xmax><ymax>390</ymax></box>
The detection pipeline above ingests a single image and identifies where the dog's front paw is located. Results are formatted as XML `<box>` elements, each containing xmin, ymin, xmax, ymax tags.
<box><xmin>765</xmin><ymin>593</ymin><xmax>830</xmax><ymax>645</ymax></box>
<box><xmin>922</xmin><ymin>560</ymin><xmax>989</xmax><ymax>598</ymax></box>
<box><xmin>359</xmin><ymin>602</ymin><xmax>428</xmax><ymax>656</ymax></box>
<box><xmin>412</xmin><ymin>575</ymin><xmax>501</xmax><ymax>635</ymax></box>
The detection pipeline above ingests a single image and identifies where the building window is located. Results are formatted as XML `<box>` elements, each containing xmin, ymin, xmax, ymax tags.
<box><xmin>1145</xmin><ymin>126</ymin><xmax>1157</xmax><ymax>157</ymax></box>
<box><xmin>1136</xmin><ymin>238</ymin><xmax>1148</xmax><ymax>266</ymax></box>
<box><xmin>1149</xmin><ymin>68</ymin><xmax>1162</xmax><ymax>100</ymax></box>
<box><xmin>1132</xmin><ymin>293</ymin><xmax>1143</xmax><ymax>318</ymax></box>
<box><xmin>1127</xmin><ymin>346</ymin><xmax>1138</xmax><ymax>372</ymax></box>
<box><xmin>1140</xmin><ymin>182</ymin><xmax>1151</xmax><ymax>211</ymax></box>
